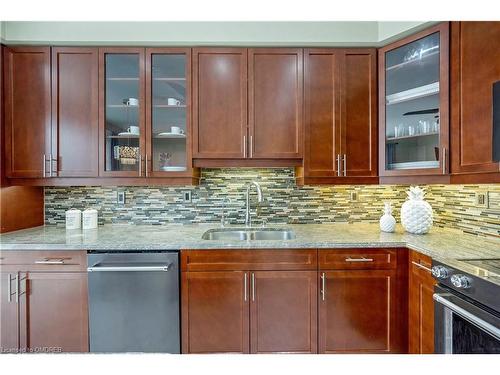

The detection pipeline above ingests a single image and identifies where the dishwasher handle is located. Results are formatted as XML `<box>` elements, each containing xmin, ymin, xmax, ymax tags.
<box><xmin>87</xmin><ymin>264</ymin><xmax>171</xmax><ymax>272</ymax></box>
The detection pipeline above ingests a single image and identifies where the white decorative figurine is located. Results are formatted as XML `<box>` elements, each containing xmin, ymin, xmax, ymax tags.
<box><xmin>401</xmin><ymin>186</ymin><xmax>433</xmax><ymax>234</ymax></box>
<box><xmin>379</xmin><ymin>202</ymin><xmax>396</xmax><ymax>233</ymax></box>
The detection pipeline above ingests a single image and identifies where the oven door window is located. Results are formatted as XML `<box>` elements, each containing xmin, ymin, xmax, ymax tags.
<box><xmin>452</xmin><ymin>314</ymin><xmax>500</xmax><ymax>354</ymax></box>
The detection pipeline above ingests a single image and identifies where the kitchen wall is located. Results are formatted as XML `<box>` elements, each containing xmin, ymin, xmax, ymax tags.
<box><xmin>1</xmin><ymin>21</ymin><xmax>432</xmax><ymax>46</ymax></box>
<box><xmin>45</xmin><ymin>168</ymin><xmax>500</xmax><ymax>238</ymax></box>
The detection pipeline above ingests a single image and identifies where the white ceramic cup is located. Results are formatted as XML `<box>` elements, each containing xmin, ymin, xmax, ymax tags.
<box><xmin>127</xmin><ymin>126</ymin><xmax>140</xmax><ymax>135</ymax></box>
<box><xmin>123</xmin><ymin>98</ymin><xmax>139</xmax><ymax>106</ymax></box>
<box><xmin>171</xmin><ymin>126</ymin><xmax>184</xmax><ymax>135</ymax></box>
<box><xmin>167</xmin><ymin>98</ymin><xmax>181</xmax><ymax>106</ymax></box>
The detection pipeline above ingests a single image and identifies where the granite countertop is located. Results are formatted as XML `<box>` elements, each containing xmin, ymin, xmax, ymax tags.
<box><xmin>1</xmin><ymin>222</ymin><xmax>498</xmax><ymax>260</ymax></box>
<box><xmin>2</xmin><ymin>223</ymin><xmax>500</xmax><ymax>284</ymax></box>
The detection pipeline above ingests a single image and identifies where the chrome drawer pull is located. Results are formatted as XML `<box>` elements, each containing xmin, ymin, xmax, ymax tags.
<box><xmin>411</xmin><ymin>261</ymin><xmax>432</xmax><ymax>273</ymax></box>
<box><xmin>345</xmin><ymin>257</ymin><xmax>374</xmax><ymax>262</ymax></box>
<box><xmin>35</xmin><ymin>258</ymin><xmax>65</xmax><ymax>265</ymax></box>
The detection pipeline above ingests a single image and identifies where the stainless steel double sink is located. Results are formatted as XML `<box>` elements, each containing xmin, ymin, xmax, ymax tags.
<box><xmin>202</xmin><ymin>228</ymin><xmax>296</xmax><ymax>241</ymax></box>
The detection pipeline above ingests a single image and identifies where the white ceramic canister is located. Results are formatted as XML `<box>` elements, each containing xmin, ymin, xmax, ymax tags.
<box><xmin>82</xmin><ymin>209</ymin><xmax>98</xmax><ymax>230</ymax></box>
<box><xmin>65</xmin><ymin>209</ymin><xmax>82</xmax><ymax>230</ymax></box>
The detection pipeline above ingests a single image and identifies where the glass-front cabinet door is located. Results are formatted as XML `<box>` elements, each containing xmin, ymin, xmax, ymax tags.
<box><xmin>99</xmin><ymin>48</ymin><xmax>145</xmax><ymax>176</ymax></box>
<box><xmin>379</xmin><ymin>23</ymin><xmax>449</xmax><ymax>176</ymax></box>
<box><xmin>146</xmin><ymin>48</ymin><xmax>192</xmax><ymax>177</ymax></box>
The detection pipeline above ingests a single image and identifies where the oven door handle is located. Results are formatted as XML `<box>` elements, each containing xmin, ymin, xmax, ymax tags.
<box><xmin>434</xmin><ymin>293</ymin><xmax>500</xmax><ymax>340</ymax></box>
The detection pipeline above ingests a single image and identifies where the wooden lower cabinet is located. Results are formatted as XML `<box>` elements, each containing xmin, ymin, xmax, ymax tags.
<box><xmin>181</xmin><ymin>271</ymin><xmax>249</xmax><ymax>354</ymax></box>
<box><xmin>319</xmin><ymin>270</ymin><xmax>397</xmax><ymax>353</ymax></box>
<box><xmin>180</xmin><ymin>249</ymin><xmax>318</xmax><ymax>354</ymax></box>
<box><xmin>19</xmin><ymin>272</ymin><xmax>89</xmax><ymax>353</ymax></box>
<box><xmin>408</xmin><ymin>251</ymin><xmax>436</xmax><ymax>354</ymax></box>
<box><xmin>0</xmin><ymin>272</ymin><xmax>19</xmax><ymax>353</ymax></box>
<box><xmin>0</xmin><ymin>251</ymin><xmax>89</xmax><ymax>353</ymax></box>
<box><xmin>250</xmin><ymin>271</ymin><xmax>317</xmax><ymax>353</ymax></box>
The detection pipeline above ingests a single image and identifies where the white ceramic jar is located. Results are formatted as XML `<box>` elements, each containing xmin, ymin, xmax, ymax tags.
<box><xmin>82</xmin><ymin>209</ymin><xmax>98</xmax><ymax>230</ymax></box>
<box><xmin>65</xmin><ymin>209</ymin><xmax>82</xmax><ymax>230</ymax></box>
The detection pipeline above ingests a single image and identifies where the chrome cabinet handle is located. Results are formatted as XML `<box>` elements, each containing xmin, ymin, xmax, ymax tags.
<box><xmin>7</xmin><ymin>274</ymin><xmax>12</xmax><ymax>303</ymax></box>
<box><xmin>249</xmin><ymin>136</ymin><xmax>253</xmax><ymax>158</ymax></box>
<box><xmin>138</xmin><ymin>154</ymin><xmax>142</xmax><ymax>177</ymax></box>
<box><xmin>43</xmin><ymin>154</ymin><xmax>46</xmax><ymax>177</ymax></box>
<box><xmin>244</xmin><ymin>273</ymin><xmax>248</xmax><ymax>302</ymax></box>
<box><xmin>321</xmin><ymin>272</ymin><xmax>326</xmax><ymax>301</ymax></box>
<box><xmin>343</xmin><ymin>154</ymin><xmax>347</xmax><ymax>176</ymax></box>
<box><xmin>336</xmin><ymin>155</ymin><xmax>341</xmax><ymax>176</ymax></box>
<box><xmin>49</xmin><ymin>153</ymin><xmax>53</xmax><ymax>177</ymax></box>
<box><xmin>345</xmin><ymin>257</ymin><xmax>374</xmax><ymax>262</ymax></box>
<box><xmin>251</xmin><ymin>273</ymin><xmax>255</xmax><ymax>302</ymax></box>
<box><xmin>243</xmin><ymin>135</ymin><xmax>246</xmax><ymax>158</ymax></box>
<box><xmin>35</xmin><ymin>258</ymin><xmax>65</xmax><ymax>265</ymax></box>
<box><xmin>87</xmin><ymin>264</ymin><xmax>170</xmax><ymax>272</ymax></box>
<box><xmin>145</xmin><ymin>155</ymin><xmax>149</xmax><ymax>177</ymax></box>
<box><xmin>412</xmin><ymin>261</ymin><xmax>432</xmax><ymax>273</ymax></box>
<box><xmin>52</xmin><ymin>156</ymin><xmax>58</xmax><ymax>176</ymax></box>
<box><xmin>442</xmin><ymin>147</ymin><xmax>446</xmax><ymax>174</ymax></box>
<box><xmin>15</xmin><ymin>274</ymin><xmax>19</xmax><ymax>303</ymax></box>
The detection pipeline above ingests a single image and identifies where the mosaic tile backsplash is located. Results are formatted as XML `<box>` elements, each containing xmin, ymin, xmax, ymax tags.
<box><xmin>44</xmin><ymin>168</ymin><xmax>500</xmax><ymax>238</ymax></box>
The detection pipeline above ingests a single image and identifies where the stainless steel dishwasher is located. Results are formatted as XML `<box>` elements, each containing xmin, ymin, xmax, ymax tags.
<box><xmin>87</xmin><ymin>252</ymin><xmax>180</xmax><ymax>353</ymax></box>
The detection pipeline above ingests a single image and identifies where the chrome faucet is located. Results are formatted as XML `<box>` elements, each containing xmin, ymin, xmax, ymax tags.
<box><xmin>245</xmin><ymin>181</ymin><xmax>264</xmax><ymax>227</ymax></box>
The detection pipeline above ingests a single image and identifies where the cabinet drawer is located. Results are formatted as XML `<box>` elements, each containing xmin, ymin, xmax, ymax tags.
<box><xmin>181</xmin><ymin>249</ymin><xmax>317</xmax><ymax>271</ymax></box>
<box><xmin>319</xmin><ymin>249</ymin><xmax>398</xmax><ymax>270</ymax></box>
<box><xmin>0</xmin><ymin>250</ymin><xmax>87</xmax><ymax>272</ymax></box>
<box><xmin>409</xmin><ymin>250</ymin><xmax>433</xmax><ymax>279</ymax></box>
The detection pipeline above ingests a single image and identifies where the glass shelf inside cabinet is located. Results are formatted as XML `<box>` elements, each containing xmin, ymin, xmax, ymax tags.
<box><xmin>151</xmin><ymin>54</ymin><xmax>187</xmax><ymax>172</ymax></box>
<box><xmin>105</xmin><ymin>54</ymin><xmax>141</xmax><ymax>172</ymax></box>
<box><xmin>385</xmin><ymin>32</ymin><xmax>441</xmax><ymax>170</ymax></box>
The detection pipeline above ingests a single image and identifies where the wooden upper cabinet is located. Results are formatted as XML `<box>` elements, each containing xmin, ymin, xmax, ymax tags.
<box><xmin>302</xmin><ymin>48</ymin><xmax>377</xmax><ymax>183</ymax></box>
<box><xmin>19</xmin><ymin>272</ymin><xmax>89</xmax><ymax>352</ymax></box>
<box><xmin>342</xmin><ymin>49</ymin><xmax>377</xmax><ymax>177</ymax></box>
<box><xmin>98</xmin><ymin>47</ymin><xmax>146</xmax><ymax>177</ymax></box>
<box><xmin>145</xmin><ymin>48</ymin><xmax>194</xmax><ymax>177</ymax></box>
<box><xmin>451</xmin><ymin>21</ymin><xmax>500</xmax><ymax>177</ymax></box>
<box><xmin>304</xmin><ymin>49</ymin><xmax>341</xmax><ymax>177</ymax></box>
<box><xmin>52</xmin><ymin>47</ymin><xmax>99</xmax><ymax>177</ymax></box>
<box><xmin>408</xmin><ymin>251</ymin><xmax>436</xmax><ymax>354</ymax></box>
<box><xmin>379</xmin><ymin>23</ymin><xmax>450</xmax><ymax>178</ymax></box>
<box><xmin>248</xmin><ymin>48</ymin><xmax>303</xmax><ymax>159</ymax></box>
<box><xmin>250</xmin><ymin>271</ymin><xmax>317</xmax><ymax>354</ymax></box>
<box><xmin>192</xmin><ymin>48</ymin><xmax>247</xmax><ymax>159</ymax></box>
<box><xmin>181</xmin><ymin>271</ymin><xmax>249</xmax><ymax>354</ymax></box>
<box><xmin>3</xmin><ymin>46</ymin><xmax>51</xmax><ymax>178</ymax></box>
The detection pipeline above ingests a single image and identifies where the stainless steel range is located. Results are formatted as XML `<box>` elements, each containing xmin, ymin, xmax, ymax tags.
<box><xmin>432</xmin><ymin>259</ymin><xmax>500</xmax><ymax>354</ymax></box>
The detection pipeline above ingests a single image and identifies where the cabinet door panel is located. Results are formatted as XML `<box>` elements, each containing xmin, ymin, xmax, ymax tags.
<box><xmin>451</xmin><ymin>21</ymin><xmax>500</xmax><ymax>174</ymax></box>
<box><xmin>19</xmin><ymin>272</ymin><xmax>89</xmax><ymax>353</ymax></box>
<box><xmin>99</xmin><ymin>48</ymin><xmax>146</xmax><ymax>177</ymax></box>
<box><xmin>409</xmin><ymin>251</ymin><xmax>436</xmax><ymax>354</ymax></box>
<box><xmin>342</xmin><ymin>49</ymin><xmax>377</xmax><ymax>177</ymax></box>
<box><xmin>304</xmin><ymin>49</ymin><xmax>341</xmax><ymax>177</ymax></box>
<box><xmin>3</xmin><ymin>47</ymin><xmax>51</xmax><ymax>178</ymax></box>
<box><xmin>250</xmin><ymin>271</ymin><xmax>317</xmax><ymax>353</ymax></box>
<box><xmin>319</xmin><ymin>270</ymin><xmax>396</xmax><ymax>353</ymax></box>
<box><xmin>0</xmin><ymin>272</ymin><xmax>19</xmax><ymax>352</ymax></box>
<box><xmin>52</xmin><ymin>47</ymin><xmax>99</xmax><ymax>177</ymax></box>
<box><xmin>249</xmin><ymin>48</ymin><xmax>303</xmax><ymax>159</ymax></box>
<box><xmin>192</xmin><ymin>48</ymin><xmax>247</xmax><ymax>159</ymax></box>
<box><xmin>181</xmin><ymin>271</ymin><xmax>249</xmax><ymax>353</ymax></box>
